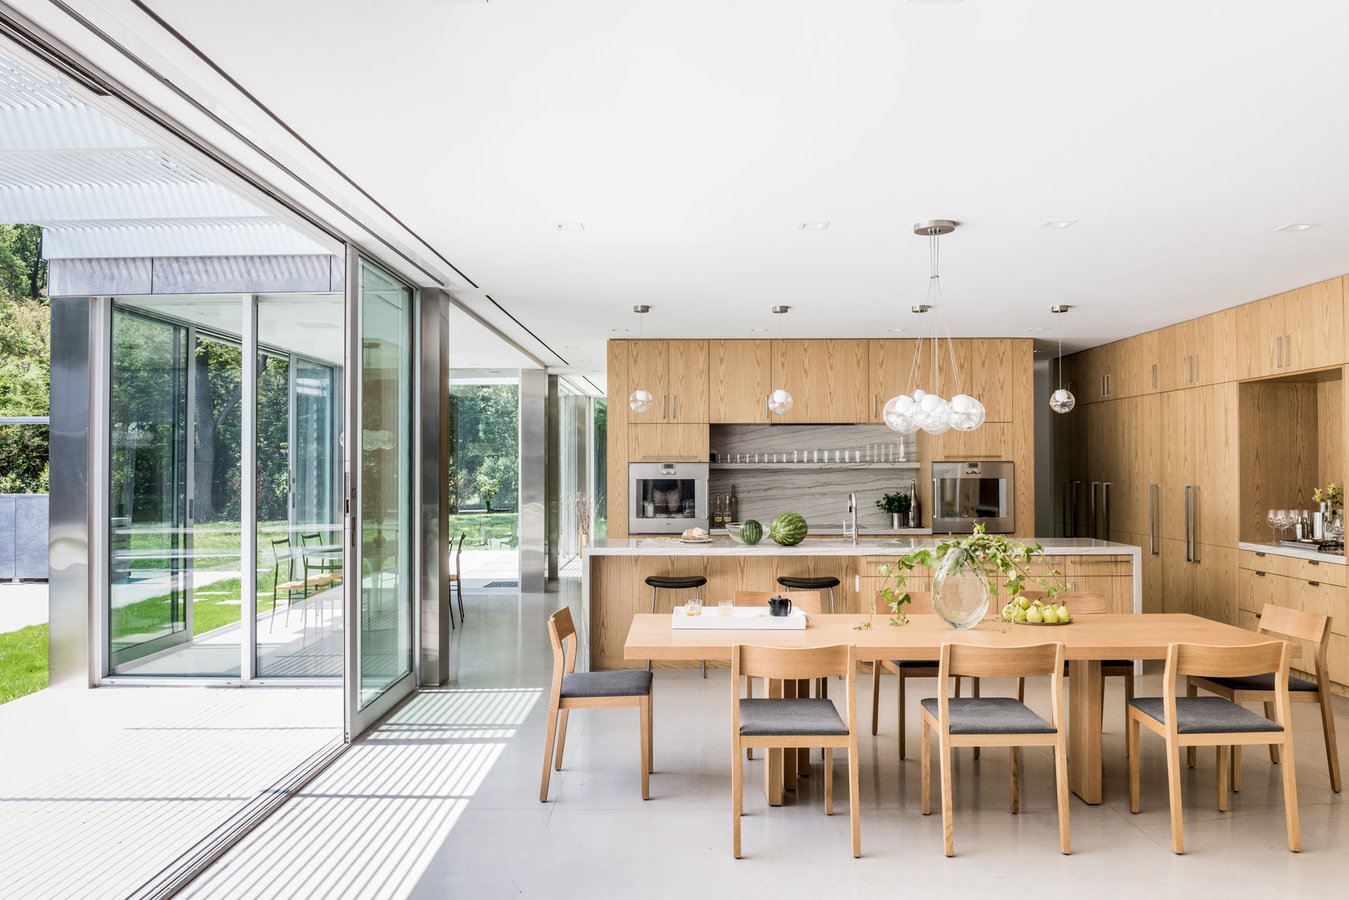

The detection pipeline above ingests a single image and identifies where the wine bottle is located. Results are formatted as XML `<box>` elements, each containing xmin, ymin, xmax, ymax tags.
<box><xmin>729</xmin><ymin>485</ymin><xmax>739</xmax><ymax>522</ymax></box>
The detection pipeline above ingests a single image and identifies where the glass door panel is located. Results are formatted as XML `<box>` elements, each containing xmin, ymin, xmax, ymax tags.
<box><xmin>109</xmin><ymin>309</ymin><xmax>188</xmax><ymax>668</ymax></box>
<box><xmin>356</xmin><ymin>263</ymin><xmax>414</xmax><ymax>708</ymax></box>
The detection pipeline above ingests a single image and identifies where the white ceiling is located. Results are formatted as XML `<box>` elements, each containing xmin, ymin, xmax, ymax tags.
<box><xmin>59</xmin><ymin>1</ymin><xmax>1349</xmax><ymax>386</ymax></box>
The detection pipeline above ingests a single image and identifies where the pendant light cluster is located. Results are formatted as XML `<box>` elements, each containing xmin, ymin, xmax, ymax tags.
<box><xmin>883</xmin><ymin>220</ymin><xmax>986</xmax><ymax>436</ymax></box>
<box><xmin>1049</xmin><ymin>304</ymin><xmax>1076</xmax><ymax>414</ymax></box>
<box><xmin>767</xmin><ymin>305</ymin><xmax>794</xmax><ymax>415</ymax></box>
<box><xmin>628</xmin><ymin>304</ymin><xmax>654</xmax><ymax>413</ymax></box>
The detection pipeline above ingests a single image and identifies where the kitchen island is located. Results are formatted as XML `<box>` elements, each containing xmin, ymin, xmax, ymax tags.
<box><xmin>581</xmin><ymin>536</ymin><xmax>1141</xmax><ymax>670</ymax></box>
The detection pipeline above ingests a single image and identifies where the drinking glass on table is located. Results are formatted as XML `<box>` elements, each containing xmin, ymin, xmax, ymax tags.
<box><xmin>685</xmin><ymin>597</ymin><xmax>702</xmax><ymax>617</ymax></box>
<box><xmin>718</xmin><ymin>599</ymin><xmax>734</xmax><ymax>616</ymax></box>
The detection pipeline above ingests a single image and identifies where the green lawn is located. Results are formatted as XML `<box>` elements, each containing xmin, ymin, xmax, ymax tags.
<box><xmin>0</xmin><ymin>623</ymin><xmax>48</xmax><ymax>705</ymax></box>
<box><xmin>448</xmin><ymin>512</ymin><xmax>519</xmax><ymax>549</ymax></box>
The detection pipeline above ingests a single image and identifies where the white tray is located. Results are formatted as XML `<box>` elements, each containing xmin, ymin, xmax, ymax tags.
<box><xmin>671</xmin><ymin>607</ymin><xmax>808</xmax><ymax>629</ymax></box>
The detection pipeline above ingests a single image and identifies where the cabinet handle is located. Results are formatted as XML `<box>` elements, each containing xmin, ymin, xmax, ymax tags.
<box><xmin>1275</xmin><ymin>335</ymin><xmax>1283</xmax><ymax>368</ymax></box>
<box><xmin>1184</xmin><ymin>485</ymin><xmax>1193</xmax><ymax>562</ymax></box>
<box><xmin>1255</xmin><ymin>570</ymin><xmax>1266</xmax><ymax>576</ymax></box>
<box><xmin>1193</xmin><ymin>355</ymin><xmax>1199</xmax><ymax>383</ymax></box>
<box><xmin>1308</xmin><ymin>559</ymin><xmax>1319</xmax><ymax>566</ymax></box>
<box><xmin>662</xmin><ymin>395</ymin><xmax>667</xmax><ymax>419</ymax></box>
<box><xmin>1151</xmin><ymin>364</ymin><xmax>1157</xmax><ymax>390</ymax></box>
<box><xmin>1148</xmin><ymin>483</ymin><xmax>1158</xmax><ymax>554</ymax></box>
<box><xmin>1285</xmin><ymin>334</ymin><xmax>1291</xmax><ymax>368</ymax></box>
<box><xmin>873</xmin><ymin>394</ymin><xmax>878</xmax><ymax>419</ymax></box>
<box><xmin>1309</xmin><ymin>580</ymin><xmax>1321</xmax><ymax>587</ymax></box>
<box><xmin>1255</xmin><ymin>551</ymin><xmax>1266</xmax><ymax>557</ymax></box>
<box><xmin>673</xmin><ymin>395</ymin><xmax>678</xmax><ymax>420</ymax></box>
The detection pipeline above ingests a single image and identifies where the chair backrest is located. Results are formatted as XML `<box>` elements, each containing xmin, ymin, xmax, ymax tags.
<box><xmin>733</xmin><ymin>643</ymin><xmax>854</xmax><ymax>682</ymax></box>
<box><xmin>547</xmin><ymin>607</ymin><xmax>579</xmax><ymax>678</ymax></box>
<box><xmin>299</xmin><ymin>532</ymin><xmax>321</xmax><ymax>549</ymax></box>
<box><xmin>939</xmin><ymin>642</ymin><xmax>1063</xmax><ymax>681</ymax></box>
<box><xmin>271</xmin><ymin>537</ymin><xmax>292</xmax><ymax>563</ymax></box>
<box><xmin>451</xmin><ymin>532</ymin><xmax>466</xmax><ymax>574</ymax></box>
<box><xmin>1258</xmin><ymin>603</ymin><xmax>1331</xmax><ymax>646</ymax></box>
<box><xmin>732</xmin><ymin>590</ymin><xmax>823</xmax><ymax>614</ymax></box>
<box><xmin>886</xmin><ymin>590</ymin><xmax>933</xmax><ymax>614</ymax></box>
<box><xmin>1169</xmin><ymin>640</ymin><xmax>1289</xmax><ymax>681</ymax></box>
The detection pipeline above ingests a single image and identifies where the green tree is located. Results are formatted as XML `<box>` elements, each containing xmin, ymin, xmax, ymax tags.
<box><xmin>450</xmin><ymin>383</ymin><xmax>519</xmax><ymax>511</ymax></box>
<box><xmin>0</xmin><ymin>224</ymin><xmax>49</xmax><ymax>494</ymax></box>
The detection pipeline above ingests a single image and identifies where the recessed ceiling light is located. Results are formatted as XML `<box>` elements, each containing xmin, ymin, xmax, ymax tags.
<box><xmin>1275</xmin><ymin>223</ymin><xmax>1320</xmax><ymax>233</ymax></box>
<box><xmin>886</xmin><ymin>327</ymin><xmax>905</xmax><ymax>333</ymax></box>
<box><xmin>749</xmin><ymin>327</ymin><xmax>768</xmax><ymax>334</ymax></box>
<box><xmin>907</xmin><ymin>0</ymin><xmax>962</xmax><ymax>4</ymax></box>
<box><xmin>799</xmin><ymin>222</ymin><xmax>830</xmax><ymax>231</ymax></box>
<box><xmin>1025</xmin><ymin>327</ymin><xmax>1048</xmax><ymax>334</ymax></box>
<box><xmin>1038</xmin><ymin>220</ymin><xmax>1077</xmax><ymax>230</ymax></box>
<box><xmin>609</xmin><ymin>327</ymin><xmax>628</xmax><ymax>334</ymax></box>
<box><xmin>555</xmin><ymin>222</ymin><xmax>585</xmax><ymax>231</ymax></box>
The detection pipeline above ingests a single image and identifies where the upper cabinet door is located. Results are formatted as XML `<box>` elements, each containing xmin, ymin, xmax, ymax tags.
<box><xmin>772</xmin><ymin>339</ymin><xmax>869</xmax><ymax>423</ymax></box>
<box><xmin>666</xmin><ymin>340</ymin><xmax>708</xmax><ymax>422</ymax></box>
<box><xmin>625</xmin><ymin>339</ymin><xmax>669</xmax><ymax>420</ymax></box>
<box><xmin>710</xmin><ymin>339</ymin><xmax>772</xmax><ymax>423</ymax></box>
<box><xmin>955</xmin><ymin>338</ymin><xmax>1024</xmax><ymax>422</ymax></box>
<box><xmin>867</xmin><ymin>339</ymin><xmax>920</xmax><ymax>423</ymax></box>
<box><xmin>1286</xmin><ymin>278</ymin><xmax>1344</xmax><ymax>372</ymax></box>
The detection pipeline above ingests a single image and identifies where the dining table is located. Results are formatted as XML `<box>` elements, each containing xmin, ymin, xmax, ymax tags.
<box><xmin>623</xmin><ymin>611</ymin><xmax>1279</xmax><ymax>805</ymax></box>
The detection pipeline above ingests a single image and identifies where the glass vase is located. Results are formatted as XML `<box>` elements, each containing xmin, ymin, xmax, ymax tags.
<box><xmin>931</xmin><ymin>547</ymin><xmax>991</xmax><ymax>630</ymax></box>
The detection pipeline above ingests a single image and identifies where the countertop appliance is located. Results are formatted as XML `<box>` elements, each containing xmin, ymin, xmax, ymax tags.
<box><xmin>931</xmin><ymin>460</ymin><xmax>1014</xmax><ymax>533</ymax></box>
<box><xmin>629</xmin><ymin>462</ymin><xmax>709</xmax><ymax>534</ymax></box>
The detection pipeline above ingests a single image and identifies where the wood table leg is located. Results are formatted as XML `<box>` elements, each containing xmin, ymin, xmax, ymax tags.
<box><xmin>765</xmin><ymin>677</ymin><xmax>783</xmax><ymax>806</ymax></box>
<box><xmin>1068</xmin><ymin>659</ymin><xmax>1104</xmax><ymax>804</ymax></box>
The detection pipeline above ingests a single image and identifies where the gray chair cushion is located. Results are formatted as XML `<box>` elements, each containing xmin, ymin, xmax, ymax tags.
<box><xmin>1198</xmin><ymin>672</ymin><xmax>1319</xmax><ymax>693</ymax></box>
<box><xmin>919</xmin><ymin>697</ymin><xmax>1056</xmax><ymax>735</ymax></box>
<box><xmin>739</xmin><ymin>698</ymin><xmax>848</xmax><ymax>736</ymax></box>
<box><xmin>1129</xmin><ymin>696</ymin><xmax>1284</xmax><ymax>734</ymax></box>
<box><xmin>561</xmin><ymin>669</ymin><xmax>653</xmax><ymax>699</ymax></box>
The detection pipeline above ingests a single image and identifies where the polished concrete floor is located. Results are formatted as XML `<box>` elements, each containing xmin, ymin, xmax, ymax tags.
<box><xmin>182</xmin><ymin>580</ymin><xmax>1349</xmax><ymax>899</ymax></box>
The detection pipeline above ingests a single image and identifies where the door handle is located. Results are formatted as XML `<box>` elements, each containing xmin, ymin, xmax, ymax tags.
<box><xmin>672</xmin><ymin>395</ymin><xmax>678</xmax><ymax>420</ymax></box>
<box><xmin>1149</xmin><ymin>483</ymin><xmax>1158</xmax><ymax>555</ymax></box>
<box><xmin>1191</xmin><ymin>485</ymin><xmax>1199</xmax><ymax>561</ymax></box>
<box><xmin>1184</xmin><ymin>486</ymin><xmax>1193</xmax><ymax>562</ymax></box>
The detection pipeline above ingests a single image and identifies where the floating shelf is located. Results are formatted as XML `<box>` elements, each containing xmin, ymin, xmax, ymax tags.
<box><xmin>710</xmin><ymin>462</ymin><xmax>920</xmax><ymax>470</ymax></box>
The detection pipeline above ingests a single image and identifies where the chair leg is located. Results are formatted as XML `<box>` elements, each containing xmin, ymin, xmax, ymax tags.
<box><xmin>921</xmin><ymin>713</ymin><xmax>932</xmax><ymax>815</ymax></box>
<box><xmin>849</xmin><ymin>739</ymin><xmax>861</xmax><ymax>858</ymax></box>
<box><xmin>554</xmin><ymin>709</ymin><xmax>571</xmax><ymax>771</ymax></box>
<box><xmin>1166</xmin><ymin>737</ymin><xmax>1186</xmax><ymax>854</ymax></box>
<box><xmin>824</xmin><ymin>746</ymin><xmax>834</xmax><ymax>815</ymax></box>
<box><xmin>1124</xmin><ymin>669</ymin><xmax>1135</xmax><ymax>739</ymax></box>
<box><xmin>456</xmin><ymin>575</ymin><xmax>465</xmax><ymax>623</ymax></box>
<box><xmin>1280</xmin><ymin>736</ymin><xmax>1302</xmax><ymax>852</ymax></box>
<box><xmin>1055</xmin><ymin>732</ymin><xmax>1071</xmax><ymax>854</ymax></box>
<box><xmin>640</xmin><ymin>696</ymin><xmax>651</xmax><ymax>800</ymax></box>
<box><xmin>1216</xmin><ymin>745</ymin><xmax>1228</xmax><ymax>812</ymax></box>
<box><xmin>1009</xmin><ymin>745</ymin><xmax>1020</xmax><ymax>814</ymax></box>
<box><xmin>898</xmin><ymin>673</ymin><xmax>908</xmax><ymax>760</ymax></box>
<box><xmin>1265</xmin><ymin>702</ymin><xmax>1280</xmax><ymax>763</ymax></box>
<box><xmin>1320</xmin><ymin>693</ymin><xmax>1342</xmax><ymax>792</ymax></box>
<box><xmin>648</xmin><ymin>586</ymin><xmax>656</xmax><ymax>672</ymax></box>
<box><xmin>1128</xmin><ymin>711</ymin><xmax>1142</xmax><ymax>813</ymax></box>
<box><xmin>870</xmin><ymin>661</ymin><xmax>881</xmax><ymax>735</ymax></box>
<box><xmin>745</xmin><ymin>677</ymin><xmax>754</xmax><ymax>760</ymax></box>
<box><xmin>697</xmin><ymin>587</ymin><xmax>706</xmax><ymax>679</ymax></box>
<box><xmin>940</xmin><ymin>732</ymin><xmax>956</xmax><ymax>857</ymax></box>
<box><xmin>733</xmin><ymin>740</ymin><xmax>744</xmax><ymax>858</ymax></box>
<box><xmin>647</xmin><ymin>692</ymin><xmax>655</xmax><ymax>774</ymax></box>
<box><xmin>540</xmin><ymin>702</ymin><xmax>561</xmax><ymax>802</ymax></box>
<box><xmin>971</xmin><ymin>677</ymin><xmax>981</xmax><ymax>760</ymax></box>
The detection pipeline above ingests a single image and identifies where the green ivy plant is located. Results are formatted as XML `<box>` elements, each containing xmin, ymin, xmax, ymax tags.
<box><xmin>856</xmin><ymin>524</ymin><xmax>1066</xmax><ymax>629</ymax></box>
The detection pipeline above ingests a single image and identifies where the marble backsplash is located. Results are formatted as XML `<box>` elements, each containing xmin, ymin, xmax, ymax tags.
<box><xmin>708</xmin><ymin>424</ymin><xmax>920</xmax><ymax>533</ymax></box>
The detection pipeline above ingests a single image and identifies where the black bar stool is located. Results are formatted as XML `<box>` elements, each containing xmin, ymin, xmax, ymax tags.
<box><xmin>776</xmin><ymin>576</ymin><xmax>841</xmax><ymax>614</ymax></box>
<box><xmin>645</xmin><ymin>575</ymin><xmax>708</xmax><ymax>676</ymax></box>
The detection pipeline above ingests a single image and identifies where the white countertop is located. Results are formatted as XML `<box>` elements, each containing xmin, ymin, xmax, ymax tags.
<box><xmin>587</xmin><ymin>536</ymin><xmax>1141</xmax><ymax>557</ymax></box>
<box><xmin>1238</xmin><ymin>541</ymin><xmax>1347</xmax><ymax>565</ymax></box>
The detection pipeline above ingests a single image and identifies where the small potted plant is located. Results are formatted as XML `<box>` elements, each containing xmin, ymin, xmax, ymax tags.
<box><xmin>859</xmin><ymin>524</ymin><xmax>1065</xmax><ymax>630</ymax></box>
<box><xmin>876</xmin><ymin>491</ymin><xmax>912</xmax><ymax>530</ymax></box>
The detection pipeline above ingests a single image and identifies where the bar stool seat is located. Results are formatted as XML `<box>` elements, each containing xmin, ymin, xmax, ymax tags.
<box><xmin>645</xmin><ymin>575</ymin><xmax>708</xmax><ymax>591</ymax></box>
<box><xmin>777</xmin><ymin>576</ymin><xmax>841</xmax><ymax>613</ymax></box>
<box><xmin>645</xmin><ymin>575</ymin><xmax>709</xmax><ymax>676</ymax></box>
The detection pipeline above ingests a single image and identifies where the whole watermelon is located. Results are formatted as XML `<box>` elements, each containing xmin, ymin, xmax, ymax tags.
<box><xmin>740</xmin><ymin>519</ymin><xmax>764</xmax><ymax>544</ymax></box>
<box><xmin>769</xmin><ymin>512</ymin><xmax>808</xmax><ymax>546</ymax></box>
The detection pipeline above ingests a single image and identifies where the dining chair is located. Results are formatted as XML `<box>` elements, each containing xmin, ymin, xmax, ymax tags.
<box><xmin>731</xmin><ymin>642</ymin><xmax>860</xmax><ymax>858</ymax></box>
<box><xmin>447</xmin><ymin>533</ymin><xmax>466</xmax><ymax>629</ymax></box>
<box><xmin>540</xmin><ymin>607</ymin><xmax>653</xmax><ymax>802</ymax></box>
<box><xmin>732</xmin><ymin>590</ymin><xmax>823</xmax><ymax>763</ymax></box>
<box><xmin>920</xmin><ymin>641</ymin><xmax>1070</xmax><ymax>857</ymax></box>
<box><xmin>1185</xmin><ymin>604</ymin><xmax>1340</xmax><ymax>793</ymax></box>
<box><xmin>269</xmin><ymin>537</ymin><xmax>310</xmax><ymax>631</ymax></box>
<box><xmin>868</xmin><ymin>591</ymin><xmax>981</xmax><ymax>760</ymax></box>
<box><xmin>1128</xmin><ymin>640</ymin><xmax>1300</xmax><ymax>854</ymax></box>
<box><xmin>1014</xmin><ymin>591</ymin><xmax>1135</xmax><ymax>733</ymax></box>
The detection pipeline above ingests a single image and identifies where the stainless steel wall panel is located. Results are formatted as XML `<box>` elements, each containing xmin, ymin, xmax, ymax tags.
<box><xmin>519</xmin><ymin>368</ymin><xmax>547</xmax><ymax>593</ymax></box>
<box><xmin>419</xmin><ymin>289</ymin><xmax>451</xmax><ymax>686</ymax></box>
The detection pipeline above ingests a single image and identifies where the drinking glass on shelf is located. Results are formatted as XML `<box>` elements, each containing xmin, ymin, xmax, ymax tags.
<box><xmin>1267</xmin><ymin>509</ymin><xmax>1278</xmax><ymax>542</ymax></box>
<box><xmin>1275</xmin><ymin>509</ymin><xmax>1292</xmax><ymax>541</ymax></box>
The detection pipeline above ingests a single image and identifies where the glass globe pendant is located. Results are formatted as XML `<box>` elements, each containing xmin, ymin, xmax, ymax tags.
<box><xmin>1048</xmin><ymin>305</ymin><xmax>1075</xmax><ymax>415</ymax></box>
<box><xmin>948</xmin><ymin>393</ymin><xmax>986</xmax><ymax>432</ymax></box>
<box><xmin>767</xmin><ymin>305</ymin><xmax>793</xmax><ymax>415</ymax></box>
<box><xmin>629</xmin><ymin>388</ymin><xmax>654</xmax><ymax>414</ymax></box>
<box><xmin>883</xmin><ymin>394</ymin><xmax>919</xmax><ymax>435</ymax></box>
<box><xmin>913</xmin><ymin>389</ymin><xmax>952</xmax><ymax>435</ymax></box>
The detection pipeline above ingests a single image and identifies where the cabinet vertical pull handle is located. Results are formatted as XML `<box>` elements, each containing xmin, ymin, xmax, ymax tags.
<box><xmin>873</xmin><ymin>394</ymin><xmax>878</xmax><ymax>419</ymax></box>
<box><xmin>1149</xmin><ymin>483</ymin><xmax>1158</xmax><ymax>555</ymax></box>
<box><xmin>1191</xmin><ymin>485</ymin><xmax>1200</xmax><ymax>562</ymax></box>
<box><xmin>1184</xmin><ymin>485</ymin><xmax>1193</xmax><ymax>562</ymax></box>
<box><xmin>673</xmin><ymin>395</ymin><xmax>678</xmax><ymax>420</ymax></box>
<box><xmin>1151</xmin><ymin>364</ymin><xmax>1157</xmax><ymax>389</ymax></box>
<box><xmin>662</xmin><ymin>395</ymin><xmax>667</xmax><ymax>419</ymax></box>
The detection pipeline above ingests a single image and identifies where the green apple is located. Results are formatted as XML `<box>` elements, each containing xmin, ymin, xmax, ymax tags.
<box><xmin>1026</xmin><ymin>608</ymin><xmax>1044</xmax><ymax>624</ymax></box>
<box><xmin>1057</xmin><ymin>607</ymin><xmax>1072</xmax><ymax>624</ymax></box>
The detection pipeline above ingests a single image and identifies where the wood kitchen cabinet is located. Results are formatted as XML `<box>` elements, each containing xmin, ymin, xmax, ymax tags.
<box><xmin>867</xmin><ymin>339</ymin><xmax>919</xmax><ymax>424</ymax></box>
<box><xmin>710</xmin><ymin>339</ymin><xmax>773</xmax><ymax>423</ymax></box>
<box><xmin>1161</xmin><ymin>538</ymin><xmax>1238</xmax><ymax>623</ymax></box>
<box><xmin>628</xmin><ymin>423</ymin><xmax>708</xmax><ymax>462</ymax></box>
<box><xmin>772</xmin><ymin>339</ymin><xmax>869</xmax><ymax>423</ymax></box>
<box><xmin>1159</xmin><ymin>309</ymin><xmax>1236</xmax><ymax>390</ymax></box>
<box><xmin>616</xmin><ymin>339</ymin><xmax>708</xmax><ymax>422</ymax></box>
<box><xmin>1237</xmin><ymin>278</ymin><xmax>1344</xmax><ymax>377</ymax></box>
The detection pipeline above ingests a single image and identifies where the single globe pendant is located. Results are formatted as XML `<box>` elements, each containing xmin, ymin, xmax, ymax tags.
<box><xmin>767</xmin><ymin>388</ymin><xmax>794</xmax><ymax>415</ymax></box>
<box><xmin>629</xmin><ymin>388</ymin><xmax>654</xmax><ymax>414</ymax></box>
<box><xmin>883</xmin><ymin>394</ymin><xmax>920</xmax><ymax>435</ymax></box>
<box><xmin>1050</xmin><ymin>387</ymin><xmax>1076</xmax><ymax>414</ymax></box>
<box><xmin>915</xmin><ymin>390</ymin><xmax>952</xmax><ymax>435</ymax></box>
<box><xmin>948</xmin><ymin>393</ymin><xmax>986</xmax><ymax>432</ymax></box>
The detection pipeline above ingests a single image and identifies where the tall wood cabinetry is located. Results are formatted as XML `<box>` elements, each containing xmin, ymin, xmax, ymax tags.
<box><xmin>1059</xmin><ymin>274</ymin><xmax>1347</xmax><ymax>639</ymax></box>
